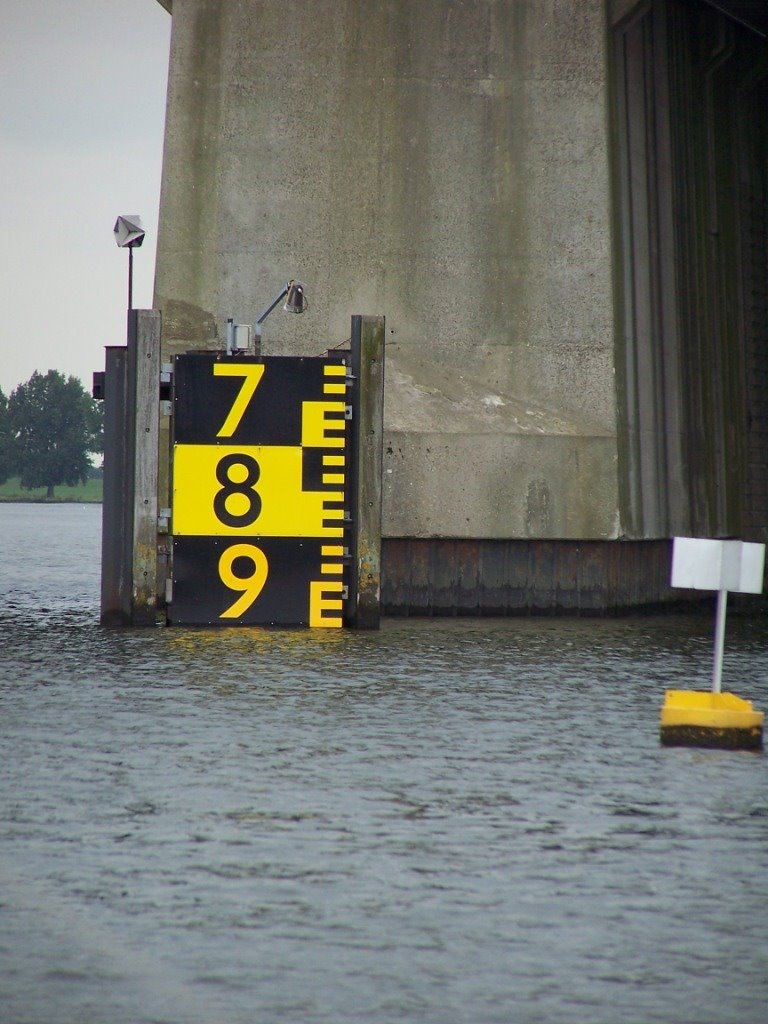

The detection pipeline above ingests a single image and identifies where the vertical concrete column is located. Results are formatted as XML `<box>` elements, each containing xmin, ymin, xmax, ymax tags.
<box><xmin>153</xmin><ymin>0</ymin><xmax>620</xmax><ymax>544</ymax></box>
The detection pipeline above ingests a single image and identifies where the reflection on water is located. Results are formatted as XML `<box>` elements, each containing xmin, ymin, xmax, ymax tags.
<box><xmin>1</xmin><ymin>504</ymin><xmax>767</xmax><ymax>1024</ymax></box>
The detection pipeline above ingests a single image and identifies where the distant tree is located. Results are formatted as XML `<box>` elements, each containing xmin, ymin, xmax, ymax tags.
<box><xmin>0</xmin><ymin>388</ymin><xmax>15</xmax><ymax>484</ymax></box>
<box><xmin>8</xmin><ymin>371</ymin><xmax>103</xmax><ymax>498</ymax></box>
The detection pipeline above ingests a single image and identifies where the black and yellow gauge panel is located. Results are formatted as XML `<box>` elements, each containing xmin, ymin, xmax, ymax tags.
<box><xmin>169</xmin><ymin>353</ymin><xmax>349</xmax><ymax>627</ymax></box>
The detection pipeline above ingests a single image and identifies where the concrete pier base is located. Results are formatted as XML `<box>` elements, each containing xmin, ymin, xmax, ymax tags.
<box><xmin>382</xmin><ymin>538</ymin><xmax>680</xmax><ymax>616</ymax></box>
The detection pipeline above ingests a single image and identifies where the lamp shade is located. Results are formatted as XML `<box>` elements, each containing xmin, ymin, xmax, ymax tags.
<box><xmin>283</xmin><ymin>281</ymin><xmax>307</xmax><ymax>314</ymax></box>
<box><xmin>114</xmin><ymin>215</ymin><xmax>145</xmax><ymax>248</ymax></box>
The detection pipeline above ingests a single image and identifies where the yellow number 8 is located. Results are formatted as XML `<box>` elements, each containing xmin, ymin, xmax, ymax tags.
<box><xmin>218</xmin><ymin>543</ymin><xmax>268</xmax><ymax>619</ymax></box>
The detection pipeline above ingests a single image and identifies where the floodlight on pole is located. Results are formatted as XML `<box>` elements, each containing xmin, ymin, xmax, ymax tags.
<box><xmin>113</xmin><ymin>215</ymin><xmax>145</xmax><ymax>310</ymax></box>
<box><xmin>254</xmin><ymin>279</ymin><xmax>308</xmax><ymax>343</ymax></box>
<box><xmin>224</xmin><ymin>282</ymin><xmax>309</xmax><ymax>358</ymax></box>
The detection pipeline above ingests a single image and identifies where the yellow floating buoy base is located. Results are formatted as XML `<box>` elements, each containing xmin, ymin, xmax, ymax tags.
<box><xmin>660</xmin><ymin>690</ymin><xmax>764</xmax><ymax>751</ymax></box>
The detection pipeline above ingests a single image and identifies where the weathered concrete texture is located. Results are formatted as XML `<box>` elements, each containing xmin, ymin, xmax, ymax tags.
<box><xmin>382</xmin><ymin>347</ymin><xmax>618</xmax><ymax>537</ymax></box>
<box><xmin>154</xmin><ymin>0</ymin><xmax>619</xmax><ymax>539</ymax></box>
<box><xmin>384</xmin><ymin>433</ymin><xmax>618</xmax><ymax>538</ymax></box>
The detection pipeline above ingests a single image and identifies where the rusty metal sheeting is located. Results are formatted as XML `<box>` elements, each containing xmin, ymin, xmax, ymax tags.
<box><xmin>381</xmin><ymin>539</ymin><xmax>681</xmax><ymax>616</ymax></box>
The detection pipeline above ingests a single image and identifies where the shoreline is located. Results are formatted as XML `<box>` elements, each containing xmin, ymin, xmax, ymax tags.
<box><xmin>0</xmin><ymin>497</ymin><xmax>102</xmax><ymax>504</ymax></box>
<box><xmin>0</xmin><ymin>476</ymin><xmax>102</xmax><ymax>504</ymax></box>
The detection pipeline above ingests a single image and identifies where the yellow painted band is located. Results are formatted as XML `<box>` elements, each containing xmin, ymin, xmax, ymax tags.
<box><xmin>173</xmin><ymin>443</ymin><xmax>338</xmax><ymax>537</ymax></box>
<box><xmin>660</xmin><ymin>690</ymin><xmax>764</xmax><ymax>730</ymax></box>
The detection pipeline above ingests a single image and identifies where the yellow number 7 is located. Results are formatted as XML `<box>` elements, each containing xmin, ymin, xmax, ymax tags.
<box><xmin>214</xmin><ymin>364</ymin><xmax>265</xmax><ymax>437</ymax></box>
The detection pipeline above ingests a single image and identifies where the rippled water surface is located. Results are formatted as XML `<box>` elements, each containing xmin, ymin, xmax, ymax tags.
<box><xmin>1</xmin><ymin>504</ymin><xmax>768</xmax><ymax>1024</ymax></box>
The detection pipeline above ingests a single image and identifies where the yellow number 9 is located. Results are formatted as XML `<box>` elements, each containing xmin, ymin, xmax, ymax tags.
<box><xmin>218</xmin><ymin>543</ymin><xmax>268</xmax><ymax>619</ymax></box>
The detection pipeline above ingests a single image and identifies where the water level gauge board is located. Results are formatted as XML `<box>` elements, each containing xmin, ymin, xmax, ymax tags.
<box><xmin>169</xmin><ymin>353</ymin><xmax>350</xmax><ymax>626</ymax></box>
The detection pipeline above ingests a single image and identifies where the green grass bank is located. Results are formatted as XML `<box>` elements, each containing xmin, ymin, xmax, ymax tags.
<box><xmin>0</xmin><ymin>477</ymin><xmax>103</xmax><ymax>503</ymax></box>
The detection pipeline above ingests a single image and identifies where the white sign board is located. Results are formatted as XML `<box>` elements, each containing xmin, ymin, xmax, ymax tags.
<box><xmin>671</xmin><ymin>537</ymin><xmax>765</xmax><ymax>594</ymax></box>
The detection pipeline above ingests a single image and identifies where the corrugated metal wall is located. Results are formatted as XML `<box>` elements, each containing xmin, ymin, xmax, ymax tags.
<box><xmin>610</xmin><ymin>0</ymin><xmax>768</xmax><ymax>544</ymax></box>
<box><xmin>741</xmin><ymin>71</ymin><xmax>768</xmax><ymax>542</ymax></box>
<box><xmin>382</xmin><ymin>539</ymin><xmax>676</xmax><ymax>615</ymax></box>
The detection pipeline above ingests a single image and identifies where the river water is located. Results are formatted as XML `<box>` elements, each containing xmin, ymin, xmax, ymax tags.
<box><xmin>1</xmin><ymin>504</ymin><xmax>767</xmax><ymax>1024</ymax></box>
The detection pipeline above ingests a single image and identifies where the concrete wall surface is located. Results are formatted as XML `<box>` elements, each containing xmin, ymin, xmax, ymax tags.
<box><xmin>153</xmin><ymin>0</ymin><xmax>620</xmax><ymax>539</ymax></box>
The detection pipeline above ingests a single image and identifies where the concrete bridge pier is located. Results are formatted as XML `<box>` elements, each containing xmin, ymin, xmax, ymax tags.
<box><xmin>151</xmin><ymin>0</ymin><xmax>768</xmax><ymax>613</ymax></box>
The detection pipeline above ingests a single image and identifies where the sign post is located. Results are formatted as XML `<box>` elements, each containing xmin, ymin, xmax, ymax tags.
<box><xmin>348</xmin><ymin>315</ymin><xmax>385</xmax><ymax>628</ymax></box>
<box><xmin>670</xmin><ymin>537</ymin><xmax>765</xmax><ymax>691</ymax></box>
<box><xmin>98</xmin><ymin>309</ymin><xmax>161</xmax><ymax>626</ymax></box>
<box><xmin>661</xmin><ymin>538</ymin><xmax>765</xmax><ymax>749</ymax></box>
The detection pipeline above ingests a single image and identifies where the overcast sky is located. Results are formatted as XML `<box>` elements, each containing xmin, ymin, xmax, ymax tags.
<box><xmin>0</xmin><ymin>0</ymin><xmax>171</xmax><ymax>396</ymax></box>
